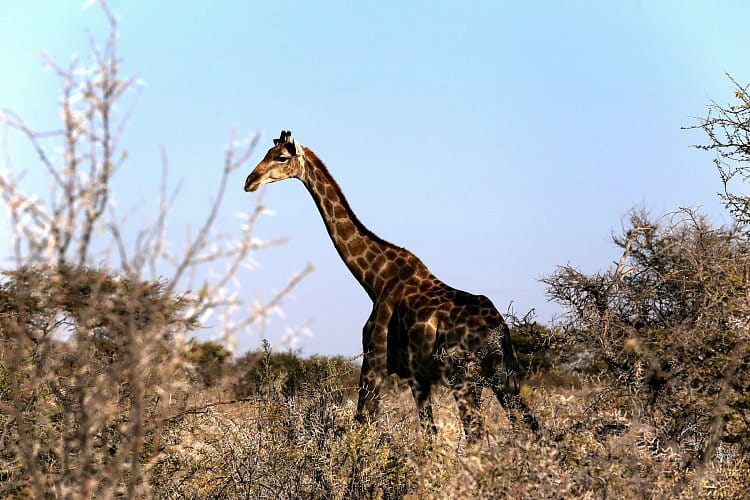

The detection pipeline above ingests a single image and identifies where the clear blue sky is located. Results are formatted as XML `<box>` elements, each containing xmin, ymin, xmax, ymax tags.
<box><xmin>1</xmin><ymin>1</ymin><xmax>746</xmax><ymax>355</ymax></box>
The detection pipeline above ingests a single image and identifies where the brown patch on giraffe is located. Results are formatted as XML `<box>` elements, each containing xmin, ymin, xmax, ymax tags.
<box><xmin>371</xmin><ymin>354</ymin><xmax>387</xmax><ymax>370</ymax></box>
<box><xmin>398</xmin><ymin>266</ymin><xmax>414</xmax><ymax>280</ymax></box>
<box><xmin>380</xmin><ymin>263</ymin><xmax>397</xmax><ymax>280</ymax></box>
<box><xmin>410</xmin><ymin>327</ymin><xmax>425</xmax><ymax>345</ymax></box>
<box><xmin>468</xmin><ymin>316</ymin><xmax>485</xmax><ymax>329</ymax></box>
<box><xmin>333</xmin><ymin>204</ymin><xmax>347</xmax><ymax>219</ymax></box>
<box><xmin>416</xmin><ymin>308</ymin><xmax>433</xmax><ymax>323</ymax></box>
<box><xmin>355</xmin><ymin>255</ymin><xmax>368</xmax><ymax>269</ymax></box>
<box><xmin>364</xmin><ymin>270</ymin><xmax>375</xmax><ymax>284</ymax></box>
<box><xmin>385</xmin><ymin>249</ymin><xmax>397</xmax><ymax>260</ymax></box>
<box><xmin>372</xmin><ymin>254</ymin><xmax>386</xmax><ymax>271</ymax></box>
<box><xmin>464</xmin><ymin>335</ymin><xmax>481</xmax><ymax>351</ymax></box>
<box><xmin>376</xmin><ymin>307</ymin><xmax>392</xmax><ymax>323</ymax></box>
<box><xmin>323</xmin><ymin>198</ymin><xmax>334</xmax><ymax>214</ymax></box>
<box><xmin>349</xmin><ymin>236</ymin><xmax>366</xmax><ymax>255</ymax></box>
<box><xmin>336</xmin><ymin>221</ymin><xmax>355</xmax><ymax>240</ymax></box>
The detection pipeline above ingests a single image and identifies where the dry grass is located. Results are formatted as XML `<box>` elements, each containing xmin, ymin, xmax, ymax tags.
<box><xmin>149</xmin><ymin>376</ymin><xmax>749</xmax><ymax>499</ymax></box>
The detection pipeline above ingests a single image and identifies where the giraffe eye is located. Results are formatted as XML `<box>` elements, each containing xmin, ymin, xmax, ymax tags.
<box><xmin>275</xmin><ymin>156</ymin><xmax>289</xmax><ymax>163</ymax></box>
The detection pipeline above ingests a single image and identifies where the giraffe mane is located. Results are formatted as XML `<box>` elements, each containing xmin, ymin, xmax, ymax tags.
<box><xmin>303</xmin><ymin>147</ymin><xmax>405</xmax><ymax>253</ymax></box>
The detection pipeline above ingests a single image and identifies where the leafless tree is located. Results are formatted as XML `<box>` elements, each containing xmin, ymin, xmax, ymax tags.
<box><xmin>691</xmin><ymin>74</ymin><xmax>750</xmax><ymax>226</ymax></box>
<box><xmin>0</xmin><ymin>1</ymin><xmax>310</xmax><ymax>496</ymax></box>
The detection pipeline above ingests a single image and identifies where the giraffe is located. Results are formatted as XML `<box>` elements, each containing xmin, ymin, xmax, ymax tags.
<box><xmin>244</xmin><ymin>130</ymin><xmax>538</xmax><ymax>440</ymax></box>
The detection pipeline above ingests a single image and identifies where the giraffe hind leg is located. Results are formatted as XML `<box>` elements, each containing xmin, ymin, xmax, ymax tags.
<box><xmin>491</xmin><ymin>384</ymin><xmax>539</xmax><ymax>432</ymax></box>
<box><xmin>484</xmin><ymin>351</ymin><xmax>539</xmax><ymax>432</ymax></box>
<box><xmin>479</xmin><ymin>323</ymin><xmax>539</xmax><ymax>432</ymax></box>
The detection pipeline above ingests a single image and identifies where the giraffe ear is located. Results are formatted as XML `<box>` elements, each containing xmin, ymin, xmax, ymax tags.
<box><xmin>284</xmin><ymin>139</ymin><xmax>303</xmax><ymax>157</ymax></box>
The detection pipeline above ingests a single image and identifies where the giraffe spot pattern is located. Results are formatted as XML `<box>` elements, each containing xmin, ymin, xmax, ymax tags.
<box><xmin>277</xmin><ymin>140</ymin><xmax>538</xmax><ymax>436</ymax></box>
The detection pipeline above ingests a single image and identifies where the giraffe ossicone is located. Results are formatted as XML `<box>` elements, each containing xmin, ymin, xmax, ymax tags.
<box><xmin>244</xmin><ymin>130</ymin><xmax>538</xmax><ymax>440</ymax></box>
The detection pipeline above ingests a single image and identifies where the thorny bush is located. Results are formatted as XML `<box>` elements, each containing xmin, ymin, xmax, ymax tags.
<box><xmin>543</xmin><ymin>209</ymin><xmax>749</xmax><ymax>467</ymax></box>
<box><xmin>0</xmin><ymin>265</ymin><xmax>196</xmax><ymax>497</ymax></box>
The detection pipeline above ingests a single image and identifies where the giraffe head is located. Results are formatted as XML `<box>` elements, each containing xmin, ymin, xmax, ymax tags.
<box><xmin>244</xmin><ymin>130</ymin><xmax>305</xmax><ymax>192</ymax></box>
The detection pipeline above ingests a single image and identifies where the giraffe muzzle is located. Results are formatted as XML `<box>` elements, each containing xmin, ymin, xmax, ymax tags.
<box><xmin>244</xmin><ymin>172</ymin><xmax>260</xmax><ymax>192</ymax></box>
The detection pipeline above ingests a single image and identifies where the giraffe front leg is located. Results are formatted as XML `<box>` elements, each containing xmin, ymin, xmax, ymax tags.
<box><xmin>355</xmin><ymin>355</ymin><xmax>385</xmax><ymax>422</ymax></box>
<box><xmin>452</xmin><ymin>381</ymin><xmax>484</xmax><ymax>442</ymax></box>
<box><xmin>354</xmin><ymin>303</ymin><xmax>392</xmax><ymax>423</ymax></box>
<box><xmin>449</xmin><ymin>361</ymin><xmax>485</xmax><ymax>443</ymax></box>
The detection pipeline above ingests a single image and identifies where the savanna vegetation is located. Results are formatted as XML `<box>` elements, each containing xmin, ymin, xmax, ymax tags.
<box><xmin>1</xmin><ymin>3</ymin><xmax>748</xmax><ymax>498</ymax></box>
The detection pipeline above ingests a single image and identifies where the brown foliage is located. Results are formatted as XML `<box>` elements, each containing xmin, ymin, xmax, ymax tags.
<box><xmin>0</xmin><ymin>265</ymin><xmax>195</xmax><ymax>497</ymax></box>
<box><xmin>542</xmin><ymin>209</ymin><xmax>749</xmax><ymax>470</ymax></box>
<box><xmin>150</xmin><ymin>379</ymin><xmax>750</xmax><ymax>498</ymax></box>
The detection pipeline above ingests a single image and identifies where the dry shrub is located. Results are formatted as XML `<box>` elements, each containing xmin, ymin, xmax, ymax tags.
<box><xmin>150</xmin><ymin>377</ymin><xmax>750</xmax><ymax>499</ymax></box>
<box><xmin>0</xmin><ymin>265</ymin><xmax>195</xmax><ymax>497</ymax></box>
<box><xmin>542</xmin><ymin>208</ymin><xmax>749</xmax><ymax>493</ymax></box>
<box><xmin>439</xmin><ymin>385</ymin><xmax>749</xmax><ymax>499</ymax></box>
<box><xmin>0</xmin><ymin>2</ymin><xmax>307</xmax><ymax>497</ymax></box>
<box><xmin>187</xmin><ymin>340</ymin><xmax>233</xmax><ymax>389</ymax></box>
<box><xmin>151</xmin><ymin>359</ymin><xmax>416</xmax><ymax>499</ymax></box>
<box><xmin>149</xmin><ymin>296</ymin><xmax>750</xmax><ymax>498</ymax></box>
<box><xmin>233</xmin><ymin>342</ymin><xmax>361</xmax><ymax>399</ymax></box>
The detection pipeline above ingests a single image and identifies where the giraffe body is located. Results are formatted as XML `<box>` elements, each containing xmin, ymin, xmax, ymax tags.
<box><xmin>245</xmin><ymin>131</ymin><xmax>537</xmax><ymax>439</ymax></box>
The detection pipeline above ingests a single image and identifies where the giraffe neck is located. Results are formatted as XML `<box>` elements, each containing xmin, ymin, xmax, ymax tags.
<box><xmin>299</xmin><ymin>148</ymin><xmax>400</xmax><ymax>301</ymax></box>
